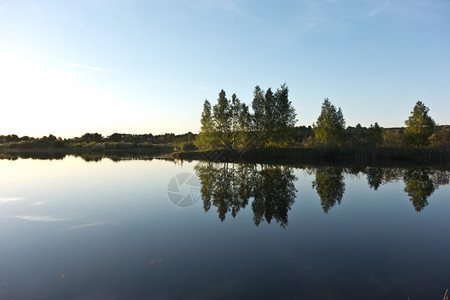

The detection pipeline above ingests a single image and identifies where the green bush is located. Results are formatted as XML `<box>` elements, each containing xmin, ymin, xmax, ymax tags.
<box><xmin>175</xmin><ymin>141</ymin><xmax>198</xmax><ymax>152</ymax></box>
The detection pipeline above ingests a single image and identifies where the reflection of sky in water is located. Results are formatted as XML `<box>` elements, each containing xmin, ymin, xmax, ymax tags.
<box><xmin>0</xmin><ymin>157</ymin><xmax>449</xmax><ymax>299</ymax></box>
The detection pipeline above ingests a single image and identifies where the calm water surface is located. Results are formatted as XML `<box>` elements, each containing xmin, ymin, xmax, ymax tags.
<box><xmin>0</xmin><ymin>157</ymin><xmax>449</xmax><ymax>299</ymax></box>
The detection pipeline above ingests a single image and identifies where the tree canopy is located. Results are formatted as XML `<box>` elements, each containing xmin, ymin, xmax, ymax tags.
<box><xmin>195</xmin><ymin>84</ymin><xmax>297</xmax><ymax>151</ymax></box>
<box><xmin>313</xmin><ymin>98</ymin><xmax>345</xmax><ymax>146</ymax></box>
<box><xmin>404</xmin><ymin>101</ymin><xmax>435</xmax><ymax>147</ymax></box>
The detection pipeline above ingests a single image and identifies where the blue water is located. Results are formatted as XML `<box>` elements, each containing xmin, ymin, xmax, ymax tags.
<box><xmin>0</xmin><ymin>157</ymin><xmax>449</xmax><ymax>299</ymax></box>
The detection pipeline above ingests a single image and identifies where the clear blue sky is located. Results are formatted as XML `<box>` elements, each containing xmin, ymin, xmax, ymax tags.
<box><xmin>1</xmin><ymin>0</ymin><xmax>449</xmax><ymax>138</ymax></box>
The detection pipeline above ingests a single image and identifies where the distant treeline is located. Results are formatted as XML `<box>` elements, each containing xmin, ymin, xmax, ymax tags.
<box><xmin>0</xmin><ymin>132</ymin><xmax>196</xmax><ymax>152</ymax></box>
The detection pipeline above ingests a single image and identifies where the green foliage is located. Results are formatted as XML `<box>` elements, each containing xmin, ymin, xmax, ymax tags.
<box><xmin>229</xmin><ymin>95</ymin><xmax>253</xmax><ymax>149</ymax></box>
<box><xmin>270</xmin><ymin>84</ymin><xmax>297</xmax><ymax>146</ymax></box>
<box><xmin>251</xmin><ymin>85</ymin><xmax>266</xmax><ymax>147</ymax></box>
<box><xmin>313</xmin><ymin>98</ymin><xmax>345</xmax><ymax>146</ymax></box>
<box><xmin>196</xmin><ymin>84</ymin><xmax>297</xmax><ymax>151</ymax></box>
<box><xmin>108</xmin><ymin>133</ymin><xmax>123</xmax><ymax>142</ymax></box>
<box><xmin>213</xmin><ymin>90</ymin><xmax>233</xmax><ymax>148</ymax></box>
<box><xmin>252</xmin><ymin>86</ymin><xmax>265</xmax><ymax>132</ymax></box>
<box><xmin>230</xmin><ymin>93</ymin><xmax>246</xmax><ymax>149</ymax></box>
<box><xmin>252</xmin><ymin>84</ymin><xmax>297</xmax><ymax>147</ymax></box>
<box><xmin>367</xmin><ymin>122</ymin><xmax>383</xmax><ymax>147</ymax></box>
<box><xmin>430</xmin><ymin>126</ymin><xmax>450</xmax><ymax>146</ymax></box>
<box><xmin>53</xmin><ymin>139</ymin><xmax>66</xmax><ymax>148</ymax></box>
<box><xmin>404</xmin><ymin>101</ymin><xmax>435</xmax><ymax>147</ymax></box>
<box><xmin>235</xmin><ymin>102</ymin><xmax>252</xmax><ymax>149</ymax></box>
<box><xmin>302</xmin><ymin>135</ymin><xmax>316</xmax><ymax>148</ymax></box>
<box><xmin>175</xmin><ymin>141</ymin><xmax>197</xmax><ymax>152</ymax></box>
<box><xmin>382</xmin><ymin>129</ymin><xmax>404</xmax><ymax>147</ymax></box>
<box><xmin>81</xmin><ymin>133</ymin><xmax>103</xmax><ymax>143</ymax></box>
<box><xmin>194</xmin><ymin>100</ymin><xmax>217</xmax><ymax>150</ymax></box>
<box><xmin>0</xmin><ymin>132</ymin><xmax>194</xmax><ymax>153</ymax></box>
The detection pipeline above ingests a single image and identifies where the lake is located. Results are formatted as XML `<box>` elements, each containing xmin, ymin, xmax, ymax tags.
<box><xmin>0</xmin><ymin>156</ymin><xmax>449</xmax><ymax>299</ymax></box>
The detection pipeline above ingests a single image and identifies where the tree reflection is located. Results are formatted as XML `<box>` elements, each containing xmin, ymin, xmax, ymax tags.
<box><xmin>252</xmin><ymin>166</ymin><xmax>297</xmax><ymax>228</ymax></box>
<box><xmin>195</xmin><ymin>163</ymin><xmax>450</xmax><ymax>220</ymax></box>
<box><xmin>311</xmin><ymin>167</ymin><xmax>345</xmax><ymax>213</ymax></box>
<box><xmin>194</xmin><ymin>162</ymin><xmax>297</xmax><ymax>227</ymax></box>
<box><xmin>361</xmin><ymin>167</ymin><xmax>449</xmax><ymax>212</ymax></box>
<box><xmin>430</xmin><ymin>169</ymin><xmax>450</xmax><ymax>187</ymax></box>
<box><xmin>403</xmin><ymin>168</ymin><xmax>435</xmax><ymax>212</ymax></box>
<box><xmin>365</xmin><ymin>167</ymin><xmax>384</xmax><ymax>190</ymax></box>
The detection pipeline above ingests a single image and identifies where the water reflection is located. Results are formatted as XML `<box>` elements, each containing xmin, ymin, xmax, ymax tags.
<box><xmin>194</xmin><ymin>162</ymin><xmax>297</xmax><ymax>228</ymax></box>
<box><xmin>311</xmin><ymin>166</ymin><xmax>346</xmax><ymax>213</ymax></box>
<box><xmin>2</xmin><ymin>158</ymin><xmax>449</xmax><ymax>299</ymax></box>
<box><xmin>365</xmin><ymin>167</ymin><xmax>449</xmax><ymax>212</ymax></box>
<box><xmin>195</xmin><ymin>162</ymin><xmax>450</xmax><ymax>225</ymax></box>
<box><xmin>0</xmin><ymin>152</ymin><xmax>155</xmax><ymax>162</ymax></box>
<box><xmin>252</xmin><ymin>166</ymin><xmax>297</xmax><ymax>228</ymax></box>
<box><xmin>365</xmin><ymin>166</ymin><xmax>384</xmax><ymax>190</ymax></box>
<box><xmin>403</xmin><ymin>168</ymin><xmax>436</xmax><ymax>211</ymax></box>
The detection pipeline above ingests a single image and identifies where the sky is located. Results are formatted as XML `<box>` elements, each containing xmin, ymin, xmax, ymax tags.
<box><xmin>0</xmin><ymin>0</ymin><xmax>449</xmax><ymax>138</ymax></box>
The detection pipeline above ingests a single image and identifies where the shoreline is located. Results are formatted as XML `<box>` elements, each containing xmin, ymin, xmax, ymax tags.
<box><xmin>1</xmin><ymin>145</ymin><xmax>450</xmax><ymax>167</ymax></box>
<box><xmin>172</xmin><ymin>146</ymin><xmax>450</xmax><ymax>167</ymax></box>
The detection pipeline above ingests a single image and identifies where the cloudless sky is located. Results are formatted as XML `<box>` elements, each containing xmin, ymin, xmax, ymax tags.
<box><xmin>1</xmin><ymin>0</ymin><xmax>449</xmax><ymax>138</ymax></box>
